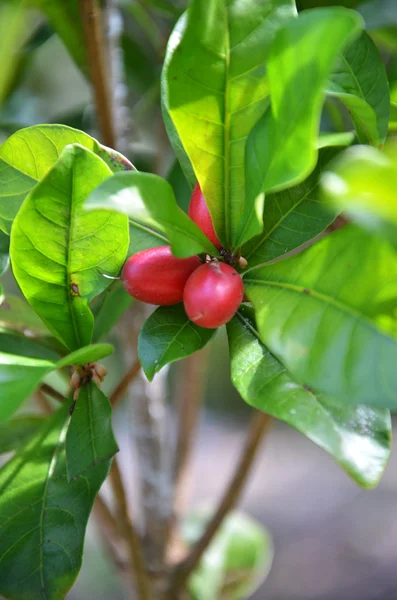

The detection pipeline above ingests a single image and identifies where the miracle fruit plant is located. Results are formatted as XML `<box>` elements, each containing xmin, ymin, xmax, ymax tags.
<box><xmin>0</xmin><ymin>0</ymin><xmax>395</xmax><ymax>598</ymax></box>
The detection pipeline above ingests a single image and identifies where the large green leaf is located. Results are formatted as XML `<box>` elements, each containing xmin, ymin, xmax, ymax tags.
<box><xmin>183</xmin><ymin>511</ymin><xmax>273</xmax><ymax>600</ymax></box>
<box><xmin>138</xmin><ymin>304</ymin><xmax>216</xmax><ymax>381</ymax></box>
<box><xmin>92</xmin><ymin>280</ymin><xmax>133</xmax><ymax>341</ymax></box>
<box><xmin>0</xmin><ymin>353</ymin><xmax>54</xmax><ymax>422</ymax></box>
<box><xmin>65</xmin><ymin>383</ymin><xmax>118</xmax><ymax>481</ymax></box>
<box><xmin>244</xmin><ymin>226</ymin><xmax>397</xmax><ymax>409</ymax></box>
<box><xmin>10</xmin><ymin>144</ymin><xmax>129</xmax><ymax>351</ymax></box>
<box><xmin>162</xmin><ymin>0</ymin><xmax>297</xmax><ymax>248</ymax></box>
<box><xmin>321</xmin><ymin>143</ymin><xmax>397</xmax><ymax>248</ymax></box>
<box><xmin>238</xmin><ymin>8</ymin><xmax>362</xmax><ymax>247</ymax></box>
<box><xmin>228</xmin><ymin>306</ymin><xmax>391</xmax><ymax>487</ymax></box>
<box><xmin>0</xmin><ymin>405</ymin><xmax>110</xmax><ymax>600</ymax></box>
<box><xmin>242</xmin><ymin>147</ymin><xmax>338</xmax><ymax>268</ymax></box>
<box><xmin>85</xmin><ymin>171</ymin><xmax>217</xmax><ymax>258</ymax></box>
<box><xmin>0</xmin><ymin>415</ymin><xmax>44</xmax><ymax>454</ymax></box>
<box><xmin>326</xmin><ymin>31</ymin><xmax>390</xmax><ymax>146</ymax></box>
<box><xmin>0</xmin><ymin>124</ymin><xmax>133</xmax><ymax>234</ymax></box>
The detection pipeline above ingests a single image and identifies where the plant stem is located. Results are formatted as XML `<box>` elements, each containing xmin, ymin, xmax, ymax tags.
<box><xmin>39</xmin><ymin>383</ymin><xmax>66</xmax><ymax>404</ymax></box>
<box><xmin>166</xmin><ymin>410</ymin><xmax>272</xmax><ymax>597</ymax></box>
<box><xmin>80</xmin><ymin>0</ymin><xmax>117</xmax><ymax>148</ymax></box>
<box><xmin>110</xmin><ymin>359</ymin><xmax>141</xmax><ymax>407</ymax></box>
<box><xmin>109</xmin><ymin>457</ymin><xmax>153</xmax><ymax>600</ymax></box>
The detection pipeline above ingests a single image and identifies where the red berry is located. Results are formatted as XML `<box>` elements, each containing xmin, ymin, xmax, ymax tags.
<box><xmin>121</xmin><ymin>246</ymin><xmax>201</xmax><ymax>305</ymax></box>
<box><xmin>188</xmin><ymin>184</ymin><xmax>221</xmax><ymax>249</ymax></box>
<box><xmin>183</xmin><ymin>262</ymin><xmax>244</xmax><ymax>328</ymax></box>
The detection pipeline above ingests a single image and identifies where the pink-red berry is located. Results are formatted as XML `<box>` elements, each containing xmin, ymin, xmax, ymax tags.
<box><xmin>183</xmin><ymin>261</ymin><xmax>244</xmax><ymax>328</ymax></box>
<box><xmin>188</xmin><ymin>184</ymin><xmax>221</xmax><ymax>249</ymax></box>
<box><xmin>121</xmin><ymin>246</ymin><xmax>202</xmax><ymax>305</ymax></box>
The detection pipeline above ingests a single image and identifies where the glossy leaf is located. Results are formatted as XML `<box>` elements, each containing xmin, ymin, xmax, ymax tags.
<box><xmin>327</xmin><ymin>31</ymin><xmax>390</xmax><ymax>146</ymax></box>
<box><xmin>244</xmin><ymin>226</ymin><xmax>397</xmax><ymax>409</ymax></box>
<box><xmin>0</xmin><ymin>124</ymin><xmax>133</xmax><ymax>234</ymax></box>
<box><xmin>92</xmin><ymin>280</ymin><xmax>133</xmax><ymax>341</ymax></box>
<box><xmin>11</xmin><ymin>144</ymin><xmax>129</xmax><ymax>351</ymax></box>
<box><xmin>162</xmin><ymin>0</ymin><xmax>296</xmax><ymax>247</ymax></box>
<box><xmin>228</xmin><ymin>306</ymin><xmax>391</xmax><ymax>487</ymax></box>
<box><xmin>183</xmin><ymin>511</ymin><xmax>273</xmax><ymax>600</ymax></box>
<box><xmin>138</xmin><ymin>303</ymin><xmax>216</xmax><ymax>381</ymax></box>
<box><xmin>0</xmin><ymin>405</ymin><xmax>110</xmax><ymax>600</ymax></box>
<box><xmin>239</xmin><ymin>8</ymin><xmax>362</xmax><ymax>247</ymax></box>
<box><xmin>85</xmin><ymin>171</ymin><xmax>217</xmax><ymax>258</ymax></box>
<box><xmin>321</xmin><ymin>143</ymin><xmax>397</xmax><ymax>248</ymax></box>
<box><xmin>65</xmin><ymin>383</ymin><xmax>118</xmax><ymax>481</ymax></box>
<box><xmin>0</xmin><ymin>415</ymin><xmax>44</xmax><ymax>454</ymax></box>
<box><xmin>0</xmin><ymin>353</ymin><xmax>54</xmax><ymax>421</ymax></box>
<box><xmin>56</xmin><ymin>343</ymin><xmax>114</xmax><ymax>368</ymax></box>
<box><xmin>242</xmin><ymin>147</ymin><xmax>339</xmax><ymax>268</ymax></box>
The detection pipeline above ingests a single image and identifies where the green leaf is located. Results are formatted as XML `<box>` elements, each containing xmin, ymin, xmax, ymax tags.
<box><xmin>0</xmin><ymin>295</ymin><xmax>53</xmax><ymax>338</ymax></box>
<box><xmin>10</xmin><ymin>144</ymin><xmax>129</xmax><ymax>351</ymax></box>
<box><xmin>92</xmin><ymin>280</ymin><xmax>133</xmax><ymax>341</ymax></box>
<box><xmin>317</xmin><ymin>131</ymin><xmax>355</xmax><ymax>148</ymax></box>
<box><xmin>162</xmin><ymin>0</ymin><xmax>296</xmax><ymax>248</ymax></box>
<box><xmin>321</xmin><ymin>142</ymin><xmax>397</xmax><ymax>248</ymax></box>
<box><xmin>244</xmin><ymin>225</ymin><xmax>397</xmax><ymax>409</ymax></box>
<box><xmin>65</xmin><ymin>383</ymin><xmax>118</xmax><ymax>480</ymax></box>
<box><xmin>0</xmin><ymin>353</ymin><xmax>54</xmax><ymax>421</ymax></box>
<box><xmin>0</xmin><ymin>415</ymin><xmax>45</xmax><ymax>454</ymax></box>
<box><xmin>238</xmin><ymin>8</ymin><xmax>362</xmax><ymax>247</ymax></box>
<box><xmin>138</xmin><ymin>304</ymin><xmax>216</xmax><ymax>381</ymax></box>
<box><xmin>0</xmin><ymin>330</ymin><xmax>61</xmax><ymax>361</ymax></box>
<box><xmin>227</xmin><ymin>306</ymin><xmax>391</xmax><ymax>488</ymax></box>
<box><xmin>56</xmin><ymin>343</ymin><xmax>114</xmax><ymax>368</ymax></box>
<box><xmin>0</xmin><ymin>404</ymin><xmax>110</xmax><ymax>600</ymax></box>
<box><xmin>326</xmin><ymin>31</ymin><xmax>390</xmax><ymax>146</ymax></box>
<box><xmin>85</xmin><ymin>171</ymin><xmax>217</xmax><ymax>258</ymax></box>
<box><xmin>0</xmin><ymin>124</ymin><xmax>134</xmax><ymax>234</ymax></box>
<box><xmin>242</xmin><ymin>147</ymin><xmax>339</xmax><ymax>268</ymax></box>
<box><xmin>0</xmin><ymin>0</ymin><xmax>27</xmax><ymax>105</ymax></box>
<box><xmin>183</xmin><ymin>511</ymin><xmax>273</xmax><ymax>600</ymax></box>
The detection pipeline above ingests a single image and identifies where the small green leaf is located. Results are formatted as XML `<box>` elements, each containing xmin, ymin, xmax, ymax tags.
<box><xmin>321</xmin><ymin>142</ymin><xmax>397</xmax><ymax>248</ymax></box>
<box><xmin>327</xmin><ymin>31</ymin><xmax>390</xmax><ymax>146</ymax></box>
<box><xmin>0</xmin><ymin>405</ymin><xmax>110</xmax><ymax>600</ymax></box>
<box><xmin>138</xmin><ymin>304</ymin><xmax>216</xmax><ymax>381</ymax></box>
<box><xmin>85</xmin><ymin>171</ymin><xmax>217</xmax><ymax>258</ymax></box>
<box><xmin>228</xmin><ymin>306</ymin><xmax>391</xmax><ymax>488</ymax></box>
<box><xmin>242</xmin><ymin>147</ymin><xmax>339</xmax><ymax>268</ymax></box>
<box><xmin>244</xmin><ymin>226</ymin><xmax>397</xmax><ymax>409</ymax></box>
<box><xmin>0</xmin><ymin>124</ymin><xmax>134</xmax><ymax>234</ymax></box>
<box><xmin>238</xmin><ymin>7</ymin><xmax>362</xmax><ymax>247</ymax></box>
<box><xmin>10</xmin><ymin>144</ymin><xmax>129</xmax><ymax>351</ymax></box>
<box><xmin>317</xmin><ymin>131</ymin><xmax>355</xmax><ymax>148</ymax></box>
<box><xmin>162</xmin><ymin>0</ymin><xmax>296</xmax><ymax>247</ymax></box>
<box><xmin>56</xmin><ymin>343</ymin><xmax>114</xmax><ymax>368</ymax></box>
<box><xmin>0</xmin><ymin>353</ymin><xmax>54</xmax><ymax>421</ymax></box>
<box><xmin>65</xmin><ymin>383</ymin><xmax>118</xmax><ymax>480</ymax></box>
<box><xmin>0</xmin><ymin>415</ymin><xmax>45</xmax><ymax>454</ymax></box>
<box><xmin>183</xmin><ymin>511</ymin><xmax>273</xmax><ymax>600</ymax></box>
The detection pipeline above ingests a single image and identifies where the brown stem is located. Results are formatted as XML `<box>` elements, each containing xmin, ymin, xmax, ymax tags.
<box><xmin>40</xmin><ymin>383</ymin><xmax>66</xmax><ymax>404</ymax></box>
<box><xmin>109</xmin><ymin>457</ymin><xmax>153</xmax><ymax>600</ymax></box>
<box><xmin>110</xmin><ymin>359</ymin><xmax>141</xmax><ymax>407</ymax></box>
<box><xmin>167</xmin><ymin>411</ymin><xmax>272</xmax><ymax>597</ymax></box>
<box><xmin>80</xmin><ymin>0</ymin><xmax>116</xmax><ymax>148</ymax></box>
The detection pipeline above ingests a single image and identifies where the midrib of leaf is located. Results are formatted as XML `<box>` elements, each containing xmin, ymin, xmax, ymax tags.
<box><xmin>67</xmin><ymin>165</ymin><xmax>84</xmax><ymax>349</ymax></box>
<box><xmin>156</xmin><ymin>319</ymin><xmax>191</xmax><ymax>366</ymax></box>
<box><xmin>87</xmin><ymin>385</ymin><xmax>98</xmax><ymax>464</ymax></box>
<box><xmin>223</xmin><ymin>5</ymin><xmax>231</xmax><ymax>247</ymax></box>
<box><xmin>39</xmin><ymin>418</ymin><xmax>69</xmax><ymax>595</ymax></box>
<box><xmin>244</xmin><ymin>181</ymin><xmax>319</xmax><ymax>260</ymax></box>
<box><xmin>244</xmin><ymin>276</ymin><xmax>393</xmax><ymax>342</ymax></box>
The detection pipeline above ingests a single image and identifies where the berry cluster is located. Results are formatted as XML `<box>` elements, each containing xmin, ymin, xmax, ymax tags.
<box><xmin>121</xmin><ymin>185</ymin><xmax>244</xmax><ymax>328</ymax></box>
